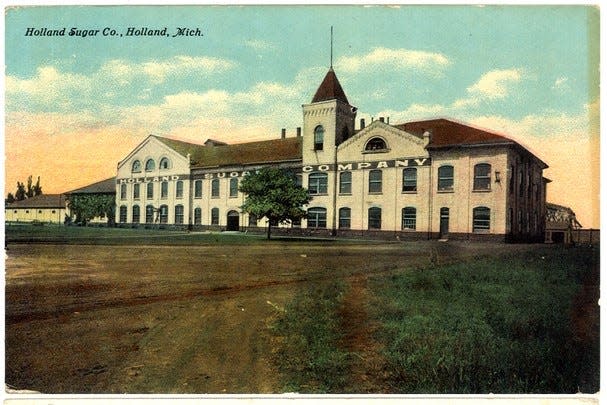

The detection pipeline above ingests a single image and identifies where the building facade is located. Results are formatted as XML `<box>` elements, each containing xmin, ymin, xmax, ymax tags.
<box><xmin>115</xmin><ymin>68</ymin><xmax>548</xmax><ymax>242</ymax></box>
<box><xmin>5</xmin><ymin>194</ymin><xmax>68</xmax><ymax>224</ymax></box>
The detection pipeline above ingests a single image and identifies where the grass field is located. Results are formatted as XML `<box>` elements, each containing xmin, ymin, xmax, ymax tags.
<box><xmin>5</xmin><ymin>225</ymin><xmax>599</xmax><ymax>394</ymax></box>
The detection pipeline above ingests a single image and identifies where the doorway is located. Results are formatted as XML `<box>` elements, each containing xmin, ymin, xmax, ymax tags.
<box><xmin>226</xmin><ymin>210</ymin><xmax>240</xmax><ymax>231</ymax></box>
<box><xmin>439</xmin><ymin>207</ymin><xmax>449</xmax><ymax>238</ymax></box>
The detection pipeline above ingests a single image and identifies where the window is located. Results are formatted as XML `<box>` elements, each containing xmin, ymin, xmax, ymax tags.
<box><xmin>308</xmin><ymin>172</ymin><xmax>328</xmax><ymax>195</ymax></box>
<box><xmin>338</xmin><ymin>207</ymin><xmax>351</xmax><ymax>229</ymax></box>
<box><xmin>402</xmin><ymin>207</ymin><xmax>416</xmax><ymax>230</ymax></box>
<box><xmin>146</xmin><ymin>182</ymin><xmax>154</xmax><ymax>199</ymax></box>
<box><xmin>518</xmin><ymin>169</ymin><xmax>524</xmax><ymax>197</ymax></box>
<box><xmin>119</xmin><ymin>205</ymin><xmax>127</xmax><ymax>223</ymax></box>
<box><xmin>52</xmin><ymin>210</ymin><xmax>56</xmax><ymax>214</ymax></box>
<box><xmin>438</xmin><ymin>165</ymin><xmax>454</xmax><ymax>191</ymax></box>
<box><xmin>194</xmin><ymin>208</ymin><xmax>202</xmax><ymax>225</ymax></box>
<box><xmin>133</xmin><ymin>183</ymin><xmax>140</xmax><ymax>200</ymax></box>
<box><xmin>211</xmin><ymin>179</ymin><xmax>220</xmax><ymax>198</ymax></box>
<box><xmin>369</xmin><ymin>170</ymin><xmax>382</xmax><ymax>193</ymax></box>
<box><xmin>120</xmin><ymin>184</ymin><xmax>127</xmax><ymax>200</ymax></box>
<box><xmin>473</xmin><ymin>164</ymin><xmax>492</xmax><ymax>191</ymax></box>
<box><xmin>473</xmin><ymin>206</ymin><xmax>491</xmax><ymax>233</ymax></box>
<box><xmin>314</xmin><ymin>125</ymin><xmax>324</xmax><ymax>151</ymax></box>
<box><xmin>159</xmin><ymin>157</ymin><xmax>171</xmax><ymax>170</ymax></box>
<box><xmin>161</xmin><ymin>181</ymin><xmax>168</xmax><ymax>199</ymax></box>
<box><xmin>159</xmin><ymin>205</ymin><xmax>168</xmax><ymax>224</ymax></box>
<box><xmin>509</xmin><ymin>165</ymin><xmax>515</xmax><ymax>194</ymax></box>
<box><xmin>145</xmin><ymin>159</ymin><xmax>155</xmax><ymax>172</ymax></box>
<box><xmin>229</xmin><ymin>178</ymin><xmax>239</xmax><ymax>198</ymax></box>
<box><xmin>248</xmin><ymin>214</ymin><xmax>258</xmax><ymax>227</ymax></box>
<box><xmin>402</xmin><ymin>168</ymin><xmax>417</xmax><ymax>192</ymax></box>
<box><xmin>176</xmin><ymin>181</ymin><xmax>183</xmax><ymax>198</ymax></box>
<box><xmin>194</xmin><ymin>180</ymin><xmax>203</xmax><ymax>198</ymax></box>
<box><xmin>132</xmin><ymin>205</ymin><xmax>140</xmax><ymax>223</ymax></box>
<box><xmin>211</xmin><ymin>208</ymin><xmax>219</xmax><ymax>225</ymax></box>
<box><xmin>38</xmin><ymin>210</ymin><xmax>42</xmax><ymax>214</ymax></box>
<box><xmin>175</xmin><ymin>205</ymin><xmax>184</xmax><ymax>224</ymax></box>
<box><xmin>368</xmin><ymin>207</ymin><xmax>382</xmax><ymax>230</ymax></box>
<box><xmin>339</xmin><ymin>172</ymin><xmax>352</xmax><ymax>194</ymax></box>
<box><xmin>365</xmin><ymin>137</ymin><xmax>387</xmax><ymax>151</ymax></box>
<box><xmin>307</xmin><ymin>207</ymin><xmax>327</xmax><ymax>228</ymax></box>
<box><xmin>146</xmin><ymin>205</ymin><xmax>154</xmax><ymax>223</ymax></box>
<box><xmin>132</xmin><ymin>160</ymin><xmax>141</xmax><ymax>173</ymax></box>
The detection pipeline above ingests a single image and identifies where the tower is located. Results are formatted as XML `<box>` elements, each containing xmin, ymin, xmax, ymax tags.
<box><xmin>302</xmin><ymin>68</ymin><xmax>357</xmax><ymax>165</ymax></box>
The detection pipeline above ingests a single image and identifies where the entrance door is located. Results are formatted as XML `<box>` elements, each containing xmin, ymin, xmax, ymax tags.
<box><xmin>226</xmin><ymin>210</ymin><xmax>240</xmax><ymax>231</ymax></box>
<box><xmin>439</xmin><ymin>207</ymin><xmax>449</xmax><ymax>238</ymax></box>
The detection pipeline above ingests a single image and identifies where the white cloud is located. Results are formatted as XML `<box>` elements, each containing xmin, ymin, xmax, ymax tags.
<box><xmin>244</xmin><ymin>39</ymin><xmax>274</xmax><ymax>51</ymax></box>
<box><xmin>336</xmin><ymin>47</ymin><xmax>451</xmax><ymax>76</ymax></box>
<box><xmin>552</xmin><ymin>76</ymin><xmax>569</xmax><ymax>91</ymax></box>
<box><xmin>466</xmin><ymin>69</ymin><xmax>522</xmax><ymax>100</ymax></box>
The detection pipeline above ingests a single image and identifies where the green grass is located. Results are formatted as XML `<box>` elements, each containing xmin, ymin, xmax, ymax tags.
<box><xmin>270</xmin><ymin>281</ymin><xmax>351</xmax><ymax>393</ymax></box>
<box><xmin>370</xmin><ymin>246</ymin><xmax>599</xmax><ymax>393</ymax></box>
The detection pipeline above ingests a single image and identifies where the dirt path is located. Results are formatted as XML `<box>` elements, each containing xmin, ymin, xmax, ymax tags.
<box><xmin>337</xmin><ymin>273</ymin><xmax>387</xmax><ymax>393</ymax></box>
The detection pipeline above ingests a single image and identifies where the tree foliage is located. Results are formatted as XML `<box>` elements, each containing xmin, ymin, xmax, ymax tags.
<box><xmin>68</xmin><ymin>194</ymin><xmax>115</xmax><ymax>225</ymax></box>
<box><xmin>239</xmin><ymin>167</ymin><xmax>310</xmax><ymax>239</ymax></box>
<box><xmin>6</xmin><ymin>175</ymin><xmax>42</xmax><ymax>204</ymax></box>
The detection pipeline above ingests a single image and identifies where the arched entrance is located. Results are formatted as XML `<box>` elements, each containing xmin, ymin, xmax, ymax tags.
<box><xmin>226</xmin><ymin>210</ymin><xmax>240</xmax><ymax>231</ymax></box>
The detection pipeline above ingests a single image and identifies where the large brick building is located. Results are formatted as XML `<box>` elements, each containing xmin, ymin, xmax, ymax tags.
<box><xmin>115</xmin><ymin>68</ymin><xmax>548</xmax><ymax>241</ymax></box>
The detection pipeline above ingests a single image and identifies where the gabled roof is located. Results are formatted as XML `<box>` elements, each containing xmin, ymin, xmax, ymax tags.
<box><xmin>311</xmin><ymin>68</ymin><xmax>349</xmax><ymax>104</ymax></box>
<box><xmin>153</xmin><ymin>136</ymin><xmax>302</xmax><ymax>168</ymax></box>
<box><xmin>6</xmin><ymin>194</ymin><xmax>66</xmax><ymax>208</ymax></box>
<box><xmin>65</xmin><ymin>177</ymin><xmax>116</xmax><ymax>194</ymax></box>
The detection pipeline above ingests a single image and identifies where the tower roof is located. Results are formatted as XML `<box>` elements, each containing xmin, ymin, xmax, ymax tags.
<box><xmin>311</xmin><ymin>68</ymin><xmax>349</xmax><ymax>104</ymax></box>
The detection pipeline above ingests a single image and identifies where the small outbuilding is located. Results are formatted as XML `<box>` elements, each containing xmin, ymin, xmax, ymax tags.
<box><xmin>5</xmin><ymin>194</ymin><xmax>68</xmax><ymax>224</ymax></box>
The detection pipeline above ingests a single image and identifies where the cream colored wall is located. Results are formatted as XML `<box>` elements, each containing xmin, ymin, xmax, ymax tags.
<box><xmin>5</xmin><ymin>207</ymin><xmax>66</xmax><ymax>223</ymax></box>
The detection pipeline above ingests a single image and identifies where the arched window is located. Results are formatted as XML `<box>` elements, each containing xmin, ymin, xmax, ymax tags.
<box><xmin>402</xmin><ymin>207</ymin><xmax>416</xmax><ymax>230</ymax></box>
<box><xmin>119</xmin><ymin>205</ymin><xmax>127</xmax><ymax>223</ymax></box>
<box><xmin>229</xmin><ymin>178</ymin><xmax>239</xmax><ymax>198</ymax></box>
<box><xmin>194</xmin><ymin>207</ymin><xmax>202</xmax><ymax>225</ymax></box>
<box><xmin>314</xmin><ymin>125</ymin><xmax>324</xmax><ymax>151</ymax></box>
<box><xmin>369</xmin><ymin>170</ymin><xmax>382</xmax><ymax>193</ymax></box>
<box><xmin>132</xmin><ymin>205</ymin><xmax>140</xmax><ymax>223</ymax></box>
<box><xmin>145</xmin><ymin>205</ymin><xmax>154</xmax><ymax>223</ymax></box>
<box><xmin>339</xmin><ymin>172</ymin><xmax>352</xmax><ymax>194</ymax></box>
<box><xmin>402</xmin><ymin>168</ymin><xmax>417</xmax><ymax>192</ymax></box>
<box><xmin>174</xmin><ymin>205</ymin><xmax>184</xmax><ymax>224</ymax></box>
<box><xmin>307</xmin><ymin>207</ymin><xmax>327</xmax><ymax>228</ymax></box>
<box><xmin>194</xmin><ymin>180</ymin><xmax>203</xmax><ymax>198</ymax></box>
<box><xmin>176</xmin><ymin>181</ymin><xmax>184</xmax><ymax>198</ymax></box>
<box><xmin>338</xmin><ymin>207</ymin><xmax>351</xmax><ymax>229</ymax></box>
<box><xmin>474</xmin><ymin>163</ymin><xmax>492</xmax><ymax>191</ymax></box>
<box><xmin>161</xmin><ymin>181</ymin><xmax>169</xmax><ymax>199</ymax></box>
<box><xmin>473</xmin><ymin>206</ymin><xmax>491</xmax><ymax>233</ymax></box>
<box><xmin>146</xmin><ymin>182</ymin><xmax>154</xmax><ymax>199</ymax></box>
<box><xmin>308</xmin><ymin>172</ymin><xmax>328</xmax><ymax>195</ymax></box>
<box><xmin>159</xmin><ymin>205</ymin><xmax>168</xmax><ymax>224</ymax></box>
<box><xmin>365</xmin><ymin>137</ymin><xmax>387</xmax><ymax>151</ymax></box>
<box><xmin>132</xmin><ymin>160</ymin><xmax>141</xmax><ymax>173</ymax></box>
<box><xmin>120</xmin><ymin>184</ymin><xmax>127</xmax><ymax>200</ymax></box>
<box><xmin>438</xmin><ymin>165</ymin><xmax>454</xmax><ymax>191</ymax></box>
<box><xmin>145</xmin><ymin>159</ymin><xmax>155</xmax><ymax>172</ymax></box>
<box><xmin>211</xmin><ymin>207</ymin><xmax>219</xmax><ymax>225</ymax></box>
<box><xmin>368</xmin><ymin>207</ymin><xmax>382</xmax><ymax>230</ymax></box>
<box><xmin>159</xmin><ymin>157</ymin><xmax>171</xmax><ymax>170</ymax></box>
<box><xmin>211</xmin><ymin>179</ymin><xmax>220</xmax><ymax>198</ymax></box>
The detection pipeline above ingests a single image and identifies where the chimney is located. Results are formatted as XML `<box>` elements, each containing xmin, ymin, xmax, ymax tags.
<box><xmin>281</xmin><ymin>128</ymin><xmax>286</xmax><ymax>139</ymax></box>
<box><xmin>423</xmin><ymin>129</ymin><xmax>433</xmax><ymax>144</ymax></box>
<box><xmin>387</xmin><ymin>117</ymin><xmax>390</xmax><ymax>125</ymax></box>
<box><xmin>296</xmin><ymin>127</ymin><xmax>302</xmax><ymax>137</ymax></box>
<box><xmin>379</xmin><ymin>117</ymin><xmax>385</xmax><ymax>123</ymax></box>
<box><xmin>360</xmin><ymin>118</ymin><xmax>365</xmax><ymax>129</ymax></box>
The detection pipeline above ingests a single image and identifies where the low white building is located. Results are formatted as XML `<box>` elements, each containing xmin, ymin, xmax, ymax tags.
<box><xmin>114</xmin><ymin>68</ymin><xmax>548</xmax><ymax>242</ymax></box>
<box><xmin>5</xmin><ymin>194</ymin><xmax>68</xmax><ymax>224</ymax></box>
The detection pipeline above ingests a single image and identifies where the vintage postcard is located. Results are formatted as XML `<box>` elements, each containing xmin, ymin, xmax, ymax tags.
<box><xmin>3</xmin><ymin>4</ymin><xmax>600</xmax><ymax>403</ymax></box>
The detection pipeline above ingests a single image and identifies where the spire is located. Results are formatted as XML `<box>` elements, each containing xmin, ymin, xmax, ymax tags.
<box><xmin>311</xmin><ymin>68</ymin><xmax>349</xmax><ymax>104</ymax></box>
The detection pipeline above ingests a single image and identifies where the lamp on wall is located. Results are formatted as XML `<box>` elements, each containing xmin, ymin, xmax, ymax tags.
<box><xmin>495</xmin><ymin>171</ymin><xmax>501</xmax><ymax>183</ymax></box>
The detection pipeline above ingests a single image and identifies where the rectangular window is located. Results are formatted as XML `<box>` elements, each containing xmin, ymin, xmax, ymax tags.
<box><xmin>473</xmin><ymin>207</ymin><xmax>491</xmax><ymax>233</ymax></box>
<box><xmin>473</xmin><ymin>164</ymin><xmax>491</xmax><ymax>191</ymax></box>
<box><xmin>402</xmin><ymin>168</ymin><xmax>417</xmax><ymax>192</ymax></box>
<box><xmin>194</xmin><ymin>208</ymin><xmax>202</xmax><ymax>225</ymax></box>
<box><xmin>229</xmin><ymin>178</ymin><xmax>238</xmax><ymax>198</ymax></box>
<box><xmin>146</xmin><ymin>205</ymin><xmax>154</xmax><ymax>223</ymax></box>
<box><xmin>133</xmin><ymin>183</ymin><xmax>140</xmax><ymax>200</ymax></box>
<box><xmin>147</xmin><ymin>182</ymin><xmax>154</xmax><ymax>199</ymax></box>
<box><xmin>119</xmin><ymin>206</ymin><xmax>127</xmax><ymax>223</ymax></box>
<box><xmin>307</xmin><ymin>208</ymin><xmax>327</xmax><ymax>228</ymax></box>
<box><xmin>369</xmin><ymin>170</ymin><xmax>382</xmax><ymax>193</ymax></box>
<box><xmin>120</xmin><ymin>184</ymin><xmax>127</xmax><ymax>200</ymax></box>
<box><xmin>176</xmin><ymin>181</ymin><xmax>183</xmax><ymax>198</ymax></box>
<box><xmin>339</xmin><ymin>172</ymin><xmax>352</xmax><ymax>194</ymax></box>
<box><xmin>161</xmin><ymin>182</ymin><xmax>168</xmax><ymax>199</ymax></box>
<box><xmin>212</xmin><ymin>179</ymin><xmax>220</xmax><ymax>198</ymax></box>
<box><xmin>402</xmin><ymin>207</ymin><xmax>416</xmax><ymax>230</ymax></box>
<box><xmin>211</xmin><ymin>208</ymin><xmax>219</xmax><ymax>225</ymax></box>
<box><xmin>159</xmin><ymin>205</ymin><xmax>168</xmax><ymax>224</ymax></box>
<box><xmin>338</xmin><ymin>208</ymin><xmax>351</xmax><ymax>229</ymax></box>
<box><xmin>174</xmin><ymin>205</ymin><xmax>184</xmax><ymax>224</ymax></box>
<box><xmin>438</xmin><ymin>165</ymin><xmax>454</xmax><ymax>191</ymax></box>
<box><xmin>368</xmin><ymin>207</ymin><xmax>382</xmax><ymax>229</ymax></box>
<box><xmin>132</xmin><ymin>206</ymin><xmax>140</xmax><ymax>223</ymax></box>
<box><xmin>308</xmin><ymin>173</ymin><xmax>328</xmax><ymax>195</ymax></box>
<box><xmin>194</xmin><ymin>180</ymin><xmax>203</xmax><ymax>198</ymax></box>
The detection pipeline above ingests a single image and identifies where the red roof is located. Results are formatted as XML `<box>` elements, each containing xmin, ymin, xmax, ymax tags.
<box><xmin>6</xmin><ymin>194</ymin><xmax>66</xmax><ymax>208</ymax></box>
<box><xmin>311</xmin><ymin>68</ymin><xmax>350</xmax><ymax>104</ymax></box>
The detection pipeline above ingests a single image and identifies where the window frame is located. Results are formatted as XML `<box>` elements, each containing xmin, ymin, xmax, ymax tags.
<box><xmin>438</xmin><ymin>165</ymin><xmax>454</xmax><ymax>192</ymax></box>
<box><xmin>402</xmin><ymin>207</ymin><xmax>417</xmax><ymax>230</ymax></box>
<box><xmin>145</xmin><ymin>159</ymin><xmax>156</xmax><ymax>172</ymax></box>
<box><xmin>194</xmin><ymin>180</ymin><xmax>203</xmax><ymax>198</ymax></box>
<box><xmin>146</xmin><ymin>182</ymin><xmax>154</xmax><ymax>199</ymax></box>
<box><xmin>132</xmin><ymin>205</ymin><xmax>140</xmax><ymax>223</ymax></box>
<box><xmin>338</xmin><ymin>207</ymin><xmax>351</xmax><ymax>229</ymax></box>
<box><xmin>133</xmin><ymin>183</ymin><xmax>140</xmax><ymax>200</ymax></box>
<box><xmin>368</xmin><ymin>207</ymin><xmax>382</xmax><ymax>230</ymax></box>
<box><xmin>211</xmin><ymin>207</ymin><xmax>219</xmax><ymax>225</ymax></box>
<box><xmin>176</xmin><ymin>180</ymin><xmax>184</xmax><ymax>198</ymax></box>
<box><xmin>308</xmin><ymin>172</ymin><xmax>328</xmax><ymax>195</ymax></box>
<box><xmin>161</xmin><ymin>181</ymin><xmax>169</xmax><ymax>199</ymax></box>
<box><xmin>120</xmin><ymin>183</ymin><xmax>127</xmax><ymax>200</ymax></box>
<box><xmin>314</xmin><ymin>125</ymin><xmax>324</xmax><ymax>151</ymax></box>
<box><xmin>364</xmin><ymin>137</ymin><xmax>388</xmax><ymax>152</ymax></box>
<box><xmin>307</xmin><ymin>207</ymin><xmax>327</xmax><ymax>228</ymax></box>
<box><xmin>119</xmin><ymin>205</ymin><xmax>127</xmax><ymax>223</ymax></box>
<box><xmin>194</xmin><ymin>207</ymin><xmax>202</xmax><ymax>225</ymax></box>
<box><xmin>473</xmin><ymin>163</ymin><xmax>492</xmax><ymax>191</ymax></box>
<box><xmin>159</xmin><ymin>205</ymin><xmax>168</xmax><ymax>224</ymax></box>
<box><xmin>473</xmin><ymin>206</ymin><xmax>491</xmax><ymax>233</ymax></box>
<box><xmin>132</xmin><ymin>160</ymin><xmax>142</xmax><ymax>173</ymax></box>
<box><xmin>402</xmin><ymin>168</ymin><xmax>417</xmax><ymax>193</ymax></box>
<box><xmin>229</xmin><ymin>178</ymin><xmax>239</xmax><ymax>198</ymax></box>
<box><xmin>211</xmin><ymin>179</ymin><xmax>220</xmax><ymax>198</ymax></box>
<box><xmin>174</xmin><ymin>204</ymin><xmax>184</xmax><ymax>224</ymax></box>
<box><xmin>368</xmin><ymin>169</ymin><xmax>383</xmax><ymax>194</ymax></box>
<box><xmin>339</xmin><ymin>171</ymin><xmax>352</xmax><ymax>195</ymax></box>
<box><xmin>145</xmin><ymin>205</ymin><xmax>154</xmax><ymax>223</ymax></box>
<box><xmin>159</xmin><ymin>157</ymin><xmax>171</xmax><ymax>170</ymax></box>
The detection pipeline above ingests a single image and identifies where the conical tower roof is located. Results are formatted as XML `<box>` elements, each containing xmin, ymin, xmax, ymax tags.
<box><xmin>311</xmin><ymin>68</ymin><xmax>349</xmax><ymax>104</ymax></box>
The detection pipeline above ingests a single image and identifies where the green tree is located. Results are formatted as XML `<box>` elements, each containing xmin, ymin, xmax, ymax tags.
<box><xmin>68</xmin><ymin>194</ymin><xmax>116</xmax><ymax>225</ymax></box>
<box><xmin>5</xmin><ymin>193</ymin><xmax>15</xmax><ymax>205</ymax></box>
<box><xmin>239</xmin><ymin>167</ymin><xmax>310</xmax><ymax>240</ymax></box>
<box><xmin>14</xmin><ymin>182</ymin><xmax>26</xmax><ymax>201</ymax></box>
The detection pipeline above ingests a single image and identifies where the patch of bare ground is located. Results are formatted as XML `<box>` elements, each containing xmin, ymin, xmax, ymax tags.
<box><xmin>337</xmin><ymin>273</ymin><xmax>388</xmax><ymax>393</ymax></box>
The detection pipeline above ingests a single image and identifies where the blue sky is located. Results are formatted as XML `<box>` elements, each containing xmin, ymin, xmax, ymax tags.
<box><xmin>4</xmin><ymin>5</ymin><xmax>600</xmax><ymax>227</ymax></box>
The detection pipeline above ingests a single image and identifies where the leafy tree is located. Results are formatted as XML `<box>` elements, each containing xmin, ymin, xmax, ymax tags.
<box><xmin>5</xmin><ymin>193</ymin><xmax>15</xmax><ymax>205</ymax></box>
<box><xmin>239</xmin><ymin>167</ymin><xmax>310</xmax><ymax>240</ymax></box>
<box><xmin>32</xmin><ymin>176</ymin><xmax>42</xmax><ymax>196</ymax></box>
<box><xmin>8</xmin><ymin>175</ymin><xmax>42</xmax><ymax>202</ymax></box>
<box><xmin>14</xmin><ymin>182</ymin><xmax>26</xmax><ymax>201</ymax></box>
<box><xmin>68</xmin><ymin>194</ymin><xmax>115</xmax><ymax>225</ymax></box>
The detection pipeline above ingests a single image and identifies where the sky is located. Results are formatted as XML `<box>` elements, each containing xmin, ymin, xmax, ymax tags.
<box><xmin>4</xmin><ymin>5</ymin><xmax>600</xmax><ymax>228</ymax></box>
